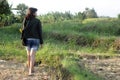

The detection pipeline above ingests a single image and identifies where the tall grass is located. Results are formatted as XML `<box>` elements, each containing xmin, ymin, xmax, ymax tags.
<box><xmin>43</xmin><ymin>18</ymin><xmax>120</xmax><ymax>53</ymax></box>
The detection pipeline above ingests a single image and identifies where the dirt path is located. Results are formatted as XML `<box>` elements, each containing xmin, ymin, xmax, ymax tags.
<box><xmin>0</xmin><ymin>60</ymin><xmax>56</xmax><ymax>80</ymax></box>
<box><xmin>1</xmin><ymin>57</ymin><xmax>120</xmax><ymax>80</ymax></box>
<box><xmin>80</xmin><ymin>58</ymin><xmax>120</xmax><ymax>80</ymax></box>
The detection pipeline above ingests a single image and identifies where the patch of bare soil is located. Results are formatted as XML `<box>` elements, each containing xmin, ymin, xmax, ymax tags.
<box><xmin>79</xmin><ymin>57</ymin><xmax>120</xmax><ymax>80</ymax></box>
<box><xmin>0</xmin><ymin>60</ymin><xmax>57</xmax><ymax>80</ymax></box>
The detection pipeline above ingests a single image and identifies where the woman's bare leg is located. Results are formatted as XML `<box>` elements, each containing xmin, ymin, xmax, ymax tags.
<box><xmin>29</xmin><ymin>50</ymin><xmax>36</xmax><ymax>75</ymax></box>
<box><xmin>27</xmin><ymin>50</ymin><xmax>30</xmax><ymax>68</ymax></box>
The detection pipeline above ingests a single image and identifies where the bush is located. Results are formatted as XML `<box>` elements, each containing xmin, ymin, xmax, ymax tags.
<box><xmin>0</xmin><ymin>14</ymin><xmax>16</xmax><ymax>27</ymax></box>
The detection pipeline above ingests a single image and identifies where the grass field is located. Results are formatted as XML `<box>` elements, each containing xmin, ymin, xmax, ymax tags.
<box><xmin>0</xmin><ymin>18</ymin><xmax>120</xmax><ymax>80</ymax></box>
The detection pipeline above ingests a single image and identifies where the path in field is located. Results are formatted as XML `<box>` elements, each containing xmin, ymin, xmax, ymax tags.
<box><xmin>80</xmin><ymin>57</ymin><xmax>120</xmax><ymax>80</ymax></box>
<box><xmin>1</xmin><ymin>57</ymin><xmax>120</xmax><ymax>80</ymax></box>
<box><xmin>0</xmin><ymin>60</ymin><xmax>57</xmax><ymax>80</ymax></box>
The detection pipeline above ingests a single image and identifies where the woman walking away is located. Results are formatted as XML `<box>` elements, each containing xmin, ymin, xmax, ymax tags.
<box><xmin>21</xmin><ymin>7</ymin><xmax>43</xmax><ymax>76</ymax></box>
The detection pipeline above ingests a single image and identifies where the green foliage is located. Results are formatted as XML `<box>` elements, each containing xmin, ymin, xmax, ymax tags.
<box><xmin>39</xmin><ymin>11</ymin><xmax>74</xmax><ymax>23</ymax></box>
<box><xmin>39</xmin><ymin>8</ymin><xmax>98</xmax><ymax>23</ymax></box>
<box><xmin>75</xmin><ymin>12</ymin><xmax>85</xmax><ymax>20</ymax></box>
<box><xmin>0</xmin><ymin>0</ymin><xmax>19</xmax><ymax>27</ymax></box>
<box><xmin>83</xmin><ymin>8</ymin><xmax>98</xmax><ymax>18</ymax></box>
<box><xmin>0</xmin><ymin>0</ymin><xmax>13</xmax><ymax>27</ymax></box>
<box><xmin>0</xmin><ymin>0</ymin><xmax>11</xmax><ymax>15</ymax></box>
<box><xmin>0</xmin><ymin>14</ymin><xmax>16</xmax><ymax>27</ymax></box>
<box><xmin>16</xmin><ymin>3</ymin><xmax>28</xmax><ymax>22</ymax></box>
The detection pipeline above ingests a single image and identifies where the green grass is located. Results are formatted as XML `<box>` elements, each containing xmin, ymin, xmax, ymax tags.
<box><xmin>0</xmin><ymin>24</ymin><xmax>26</xmax><ymax>61</ymax></box>
<box><xmin>62</xmin><ymin>58</ymin><xmax>104</xmax><ymax>80</ymax></box>
<box><xmin>0</xmin><ymin>18</ymin><xmax>120</xmax><ymax>80</ymax></box>
<box><xmin>43</xmin><ymin>18</ymin><xmax>120</xmax><ymax>53</ymax></box>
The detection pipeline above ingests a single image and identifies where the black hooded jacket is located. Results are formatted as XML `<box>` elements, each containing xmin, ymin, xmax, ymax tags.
<box><xmin>21</xmin><ymin>18</ymin><xmax>43</xmax><ymax>44</ymax></box>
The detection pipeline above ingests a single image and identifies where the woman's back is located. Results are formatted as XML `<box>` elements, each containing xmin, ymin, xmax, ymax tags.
<box><xmin>23</xmin><ymin>18</ymin><xmax>43</xmax><ymax>44</ymax></box>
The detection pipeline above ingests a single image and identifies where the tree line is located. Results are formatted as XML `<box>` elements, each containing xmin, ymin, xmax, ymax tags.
<box><xmin>39</xmin><ymin>8</ymin><xmax>98</xmax><ymax>23</ymax></box>
<box><xmin>0</xmin><ymin>0</ymin><xmax>120</xmax><ymax>27</ymax></box>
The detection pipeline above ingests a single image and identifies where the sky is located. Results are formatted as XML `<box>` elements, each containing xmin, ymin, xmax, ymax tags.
<box><xmin>8</xmin><ymin>0</ymin><xmax>120</xmax><ymax>17</ymax></box>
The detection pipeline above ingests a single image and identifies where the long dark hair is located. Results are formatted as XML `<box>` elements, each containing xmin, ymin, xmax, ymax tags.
<box><xmin>25</xmin><ymin>7</ymin><xmax>37</xmax><ymax>20</ymax></box>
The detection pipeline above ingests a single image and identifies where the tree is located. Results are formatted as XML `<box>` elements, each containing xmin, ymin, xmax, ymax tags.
<box><xmin>16</xmin><ymin>3</ymin><xmax>28</xmax><ymax>21</ymax></box>
<box><xmin>64</xmin><ymin>11</ymin><xmax>73</xmax><ymax>20</ymax></box>
<box><xmin>0</xmin><ymin>0</ymin><xmax>12</xmax><ymax>27</ymax></box>
<box><xmin>75</xmin><ymin>12</ymin><xmax>85</xmax><ymax>20</ymax></box>
<box><xmin>83</xmin><ymin>8</ymin><xmax>98</xmax><ymax>18</ymax></box>
<box><xmin>0</xmin><ymin>0</ymin><xmax>11</xmax><ymax>15</ymax></box>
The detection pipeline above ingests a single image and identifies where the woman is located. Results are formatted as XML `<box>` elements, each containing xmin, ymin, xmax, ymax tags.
<box><xmin>21</xmin><ymin>7</ymin><xmax>43</xmax><ymax>76</ymax></box>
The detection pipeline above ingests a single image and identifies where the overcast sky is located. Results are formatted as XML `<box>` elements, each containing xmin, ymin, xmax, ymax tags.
<box><xmin>8</xmin><ymin>0</ymin><xmax>120</xmax><ymax>17</ymax></box>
